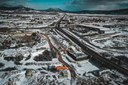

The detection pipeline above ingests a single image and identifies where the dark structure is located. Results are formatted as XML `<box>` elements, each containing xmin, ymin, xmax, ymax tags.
<box><xmin>67</xmin><ymin>51</ymin><xmax>89</xmax><ymax>61</ymax></box>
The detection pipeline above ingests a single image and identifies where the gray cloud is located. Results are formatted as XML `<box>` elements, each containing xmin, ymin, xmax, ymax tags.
<box><xmin>0</xmin><ymin>0</ymin><xmax>26</xmax><ymax>6</ymax></box>
<box><xmin>71</xmin><ymin>0</ymin><xmax>128</xmax><ymax>10</ymax></box>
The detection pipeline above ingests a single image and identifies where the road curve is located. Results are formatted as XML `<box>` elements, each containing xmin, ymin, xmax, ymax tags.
<box><xmin>56</xmin><ymin>28</ymin><xmax>128</xmax><ymax>76</ymax></box>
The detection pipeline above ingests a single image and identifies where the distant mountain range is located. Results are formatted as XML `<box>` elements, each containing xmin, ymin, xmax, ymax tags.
<box><xmin>44</xmin><ymin>8</ymin><xmax>128</xmax><ymax>14</ymax></box>
<box><xmin>0</xmin><ymin>5</ymin><xmax>128</xmax><ymax>14</ymax></box>
<box><xmin>42</xmin><ymin>8</ymin><xmax>64</xmax><ymax>12</ymax></box>
<box><xmin>0</xmin><ymin>5</ymin><xmax>34</xmax><ymax>11</ymax></box>
<box><xmin>77</xmin><ymin>9</ymin><xmax>128</xmax><ymax>14</ymax></box>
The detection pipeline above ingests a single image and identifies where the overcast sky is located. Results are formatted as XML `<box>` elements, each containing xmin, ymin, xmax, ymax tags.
<box><xmin>0</xmin><ymin>0</ymin><xmax>128</xmax><ymax>11</ymax></box>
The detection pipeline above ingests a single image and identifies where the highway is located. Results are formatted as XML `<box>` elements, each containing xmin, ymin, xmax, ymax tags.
<box><xmin>44</xmin><ymin>14</ymin><xmax>128</xmax><ymax>76</ymax></box>
<box><xmin>56</xmin><ymin>27</ymin><xmax>128</xmax><ymax>76</ymax></box>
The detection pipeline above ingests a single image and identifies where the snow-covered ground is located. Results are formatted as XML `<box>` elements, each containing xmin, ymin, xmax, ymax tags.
<box><xmin>0</xmin><ymin>12</ymin><xmax>128</xmax><ymax>85</ymax></box>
